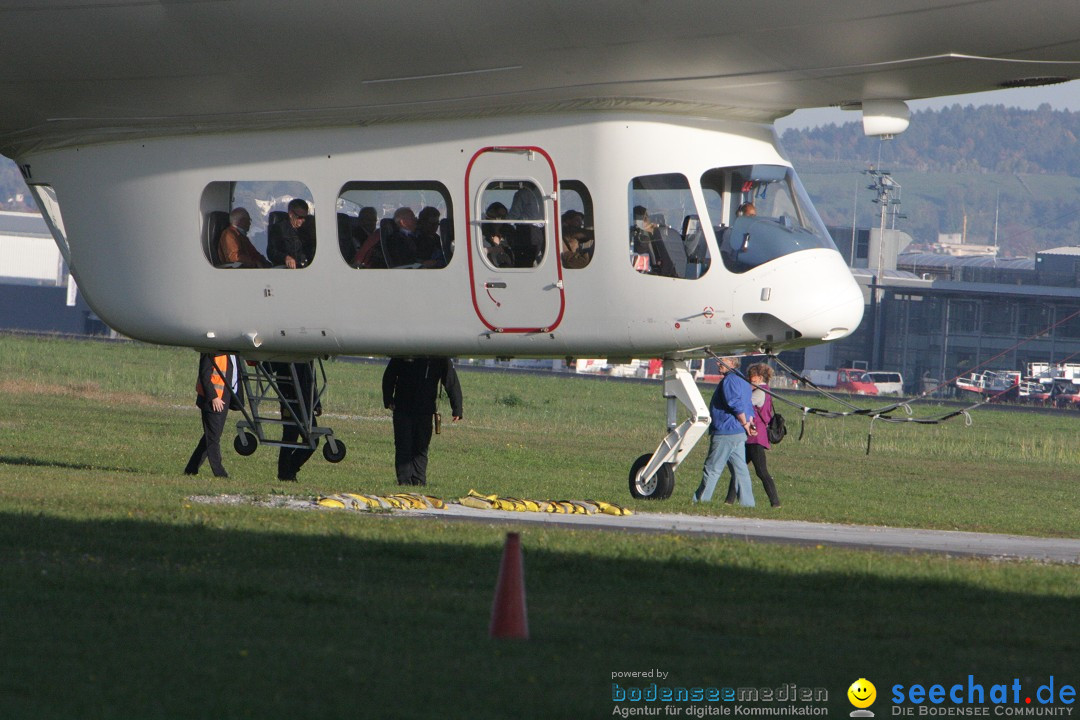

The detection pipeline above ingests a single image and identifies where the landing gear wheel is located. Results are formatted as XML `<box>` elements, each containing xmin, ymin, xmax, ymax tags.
<box><xmin>323</xmin><ymin>439</ymin><xmax>347</xmax><ymax>463</ymax></box>
<box><xmin>234</xmin><ymin>431</ymin><xmax>258</xmax><ymax>456</ymax></box>
<box><xmin>628</xmin><ymin>453</ymin><xmax>675</xmax><ymax>500</ymax></box>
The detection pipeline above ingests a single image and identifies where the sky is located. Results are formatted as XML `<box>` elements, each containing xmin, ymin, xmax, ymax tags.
<box><xmin>775</xmin><ymin>80</ymin><xmax>1080</xmax><ymax>131</ymax></box>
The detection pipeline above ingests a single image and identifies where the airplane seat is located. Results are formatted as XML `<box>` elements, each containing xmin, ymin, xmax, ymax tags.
<box><xmin>438</xmin><ymin>217</ymin><xmax>454</xmax><ymax>265</ymax></box>
<box><xmin>647</xmin><ymin>232</ymin><xmax>676</xmax><ymax>278</ymax></box>
<box><xmin>299</xmin><ymin>213</ymin><xmax>317</xmax><ymax>266</ymax></box>
<box><xmin>681</xmin><ymin>214</ymin><xmax>709</xmax><ymax>278</ymax></box>
<box><xmin>718</xmin><ymin>225</ymin><xmax>735</xmax><ymax>267</ymax></box>
<box><xmin>268</xmin><ymin>210</ymin><xmax>288</xmax><ymax>229</ymax></box>
<box><xmin>337</xmin><ymin>212</ymin><xmax>357</xmax><ymax>261</ymax></box>
<box><xmin>657</xmin><ymin>225</ymin><xmax>688</xmax><ymax>278</ymax></box>
<box><xmin>379</xmin><ymin>218</ymin><xmax>404</xmax><ymax>268</ymax></box>
<box><xmin>205</xmin><ymin>210</ymin><xmax>230</xmax><ymax>266</ymax></box>
<box><xmin>511</xmin><ymin>224</ymin><xmax>542</xmax><ymax>268</ymax></box>
<box><xmin>718</xmin><ymin>225</ymin><xmax>752</xmax><ymax>273</ymax></box>
<box><xmin>680</xmin><ymin>214</ymin><xmax>692</xmax><ymax>236</ymax></box>
<box><xmin>378</xmin><ymin>217</ymin><xmax>396</xmax><ymax>249</ymax></box>
<box><xmin>680</xmin><ymin>214</ymin><xmax>701</xmax><ymax>252</ymax></box>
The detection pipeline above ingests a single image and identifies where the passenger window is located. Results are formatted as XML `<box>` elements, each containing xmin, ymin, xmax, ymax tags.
<box><xmin>337</xmin><ymin>181</ymin><xmax>453</xmax><ymax>269</ymax></box>
<box><xmin>629</xmin><ymin>174</ymin><xmax>710</xmax><ymax>279</ymax></box>
<box><xmin>478</xmin><ymin>181</ymin><xmax>546</xmax><ymax>269</ymax></box>
<box><xmin>559</xmin><ymin>180</ymin><xmax>594</xmax><ymax>270</ymax></box>
<box><xmin>200</xmin><ymin>181</ymin><xmax>315</xmax><ymax>269</ymax></box>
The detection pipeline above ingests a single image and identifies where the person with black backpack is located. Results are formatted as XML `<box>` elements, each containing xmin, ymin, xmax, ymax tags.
<box><xmin>726</xmin><ymin>362</ymin><xmax>782</xmax><ymax>508</ymax></box>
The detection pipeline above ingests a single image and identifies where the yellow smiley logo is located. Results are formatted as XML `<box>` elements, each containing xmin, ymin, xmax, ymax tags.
<box><xmin>848</xmin><ymin>678</ymin><xmax>877</xmax><ymax>708</ymax></box>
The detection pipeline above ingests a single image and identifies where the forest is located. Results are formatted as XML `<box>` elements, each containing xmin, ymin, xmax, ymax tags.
<box><xmin>780</xmin><ymin>104</ymin><xmax>1080</xmax><ymax>256</ymax></box>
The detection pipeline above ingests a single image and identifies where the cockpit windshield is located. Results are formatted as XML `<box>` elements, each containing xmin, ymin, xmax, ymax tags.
<box><xmin>701</xmin><ymin>164</ymin><xmax>836</xmax><ymax>273</ymax></box>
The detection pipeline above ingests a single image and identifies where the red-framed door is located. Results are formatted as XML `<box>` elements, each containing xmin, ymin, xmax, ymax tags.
<box><xmin>465</xmin><ymin>146</ymin><xmax>565</xmax><ymax>333</ymax></box>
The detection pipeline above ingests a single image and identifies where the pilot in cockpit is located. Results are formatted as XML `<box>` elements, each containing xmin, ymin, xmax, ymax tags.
<box><xmin>736</xmin><ymin>201</ymin><xmax>757</xmax><ymax>218</ymax></box>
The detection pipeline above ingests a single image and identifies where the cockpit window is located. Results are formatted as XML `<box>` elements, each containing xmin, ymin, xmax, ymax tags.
<box><xmin>701</xmin><ymin>165</ymin><xmax>836</xmax><ymax>274</ymax></box>
<box><xmin>628</xmin><ymin>173</ymin><xmax>710</xmax><ymax>279</ymax></box>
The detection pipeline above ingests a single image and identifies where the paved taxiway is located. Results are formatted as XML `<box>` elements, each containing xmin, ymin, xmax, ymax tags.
<box><xmin>406</xmin><ymin>505</ymin><xmax>1080</xmax><ymax>564</ymax></box>
<box><xmin>192</xmin><ymin>495</ymin><xmax>1080</xmax><ymax>563</ymax></box>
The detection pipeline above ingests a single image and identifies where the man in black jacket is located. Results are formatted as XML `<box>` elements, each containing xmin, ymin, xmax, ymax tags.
<box><xmin>414</xmin><ymin>206</ymin><xmax>445</xmax><ymax>267</ymax></box>
<box><xmin>382</xmin><ymin>357</ymin><xmax>463</xmax><ymax>486</ymax></box>
<box><xmin>268</xmin><ymin>198</ymin><xmax>312</xmax><ymax>268</ymax></box>
<box><xmin>185</xmin><ymin>353</ymin><xmax>243</xmax><ymax>478</ymax></box>
<box><xmin>383</xmin><ymin>206</ymin><xmax>420</xmax><ymax>268</ymax></box>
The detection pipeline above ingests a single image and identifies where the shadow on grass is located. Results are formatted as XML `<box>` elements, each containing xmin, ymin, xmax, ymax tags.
<box><xmin>0</xmin><ymin>454</ymin><xmax>140</xmax><ymax>474</ymax></box>
<box><xmin>0</xmin><ymin>512</ymin><xmax>1075</xmax><ymax>720</ymax></box>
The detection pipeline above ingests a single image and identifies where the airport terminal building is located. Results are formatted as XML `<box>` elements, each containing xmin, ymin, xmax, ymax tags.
<box><xmin>0</xmin><ymin>210</ymin><xmax>109</xmax><ymax>336</ymax></box>
<box><xmin>806</xmin><ymin>227</ymin><xmax>1080</xmax><ymax>394</ymax></box>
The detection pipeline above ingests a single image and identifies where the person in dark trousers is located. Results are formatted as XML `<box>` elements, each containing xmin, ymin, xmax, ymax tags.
<box><xmin>273</xmin><ymin>361</ymin><xmax>318</xmax><ymax>482</ymax></box>
<box><xmin>185</xmin><ymin>353</ymin><xmax>242</xmax><ymax>478</ymax></box>
<box><xmin>382</xmin><ymin>357</ymin><xmax>463</xmax><ymax>486</ymax></box>
<box><xmin>693</xmin><ymin>355</ymin><xmax>756</xmax><ymax>505</ymax></box>
<box><xmin>725</xmin><ymin>362</ymin><xmax>781</xmax><ymax>507</ymax></box>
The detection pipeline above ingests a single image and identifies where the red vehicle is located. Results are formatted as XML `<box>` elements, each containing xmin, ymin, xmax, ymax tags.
<box><xmin>834</xmin><ymin>368</ymin><xmax>879</xmax><ymax>395</ymax></box>
<box><xmin>805</xmin><ymin>368</ymin><xmax>879</xmax><ymax>395</ymax></box>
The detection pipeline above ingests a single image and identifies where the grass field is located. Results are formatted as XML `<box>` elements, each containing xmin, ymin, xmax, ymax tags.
<box><xmin>1</xmin><ymin>334</ymin><xmax>1077</xmax><ymax>719</ymax></box>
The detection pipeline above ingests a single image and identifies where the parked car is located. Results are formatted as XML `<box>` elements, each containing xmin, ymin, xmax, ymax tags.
<box><xmin>806</xmin><ymin>368</ymin><xmax>879</xmax><ymax>395</ymax></box>
<box><xmin>865</xmin><ymin>371</ymin><xmax>904</xmax><ymax>395</ymax></box>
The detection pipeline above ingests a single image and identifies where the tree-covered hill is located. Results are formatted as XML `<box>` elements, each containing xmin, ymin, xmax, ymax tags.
<box><xmin>783</xmin><ymin>104</ymin><xmax>1080</xmax><ymax>175</ymax></box>
<box><xmin>781</xmin><ymin>105</ymin><xmax>1080</xmax><ymax>256</ymax></box>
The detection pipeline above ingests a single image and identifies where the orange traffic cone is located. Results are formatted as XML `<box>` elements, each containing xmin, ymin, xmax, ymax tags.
<box><xmin>489</xmin><ymin>532</ymin><xmax>529</xmax><ymax>639</ymax></box>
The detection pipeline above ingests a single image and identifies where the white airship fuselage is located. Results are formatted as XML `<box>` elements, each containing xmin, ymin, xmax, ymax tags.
<box><xmin>22</xmin><ymin>113</ymin><xmax>864</xmax><ymax>360</ymax></box>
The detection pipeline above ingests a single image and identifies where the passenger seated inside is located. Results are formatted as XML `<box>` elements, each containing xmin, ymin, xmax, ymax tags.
<box><xmin>217</xmin><ymin>207</ymin><xmax>270</xmax><ymax>268</ymax></box>
<box><xmin>508</xmin><ymin>185</ymin><xmax>544</xmax><ymax>267</ymax></box>
<box><xmin>383</xmin><ymin>207</ymin><xmax>420</xmax><ymax>268</ymax></box>
<box><xmin>737</xmin><ymin>201</ymin><xmax>756</xmax><ymax>218</ymax></box>
<box><xmin>629</xmin><ymin>205</ymin><xmax>688</xmax><ymax>278</ymax></box>
<box><xmin>630</xmin><ymin>205</ymin><xmax>661</xmax><ymax>274</ymax></box>
<box><xmin>352</xmin><ymin>206</ymin><xmax>385</xmax><ymax>268</ymax></box>
<box><xmin>560</xmin><ymin>210</ymin><xmax>592</xmax><ymax>269</ymax></box>
<box><xmin>414</xmin><ymin>206</ymin><xmax>445</xmax><ymax>268</ymax></box>
<box><xmin>268</xmin><ymin>198</ymin><xmax>313</xmax><ymax>268</ymax></box>
<box><xmin>482</xmin><ymin>202</ymin><xmax>514</xmax><ymax>268</ymax></box>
